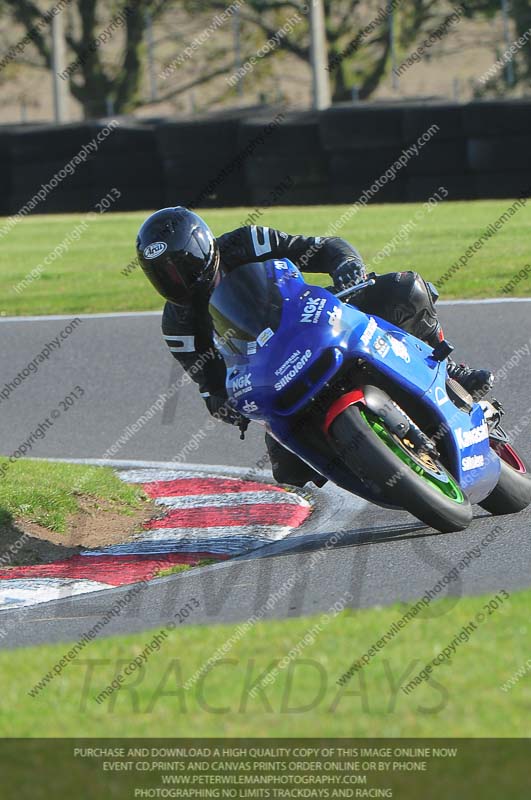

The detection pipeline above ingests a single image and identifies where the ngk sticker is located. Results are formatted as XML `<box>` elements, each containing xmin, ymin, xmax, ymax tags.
<box><xmin>300</xmin><ymin>296</ymin><xmax>327</xmax><ymax>324</ymax></box>
<box><xmin>274</xmin><ymin>349</ymin><xmax>312</xmax><ymax>391</ymax></box>
<box><xmin>232</xmin><ymin>373</ymin><xmax>253</xmax><ymax>397</ymax></box>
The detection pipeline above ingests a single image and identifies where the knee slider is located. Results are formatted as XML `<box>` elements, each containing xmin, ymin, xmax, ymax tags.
<box><xmin>406</xmin><ymin>273</ymin><xmax>442</xmax><ymax>343</ymax></box>
<box><xmin>407</xmin><ymin>272</ymin><xmax>437</xmax><ymax>316</ymax></box>
<box><xmin>385</xmin><ymin>271</ymin><xmax>440</xmax><ymax>342</ymax></box>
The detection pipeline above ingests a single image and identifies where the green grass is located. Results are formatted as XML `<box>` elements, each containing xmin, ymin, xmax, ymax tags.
<box><xmin>6</xmin><ymin>587</ymin><xmax>529</xmax><ymax>737</ymax></box>
<box><xmin>1</xmin><ymin>199</ymin><xmax>530</xmax><ymax>316</ymax></box>
<box><xmin>0</xmin><ymin>458</ymin><xmax>145</xmax><ymax>532</ymax></box>
<box><xmin>155</xmin><ymin>564</ymin><xmax>193</xmax><ymax>578</ymax></box>
<box><xmin>156</xmin><ymin>559</ymin><xmax>220</xmax><ymax>578</ymax></box>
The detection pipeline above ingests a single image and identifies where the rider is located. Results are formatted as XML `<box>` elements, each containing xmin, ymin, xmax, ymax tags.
<box><xmin>136</xmin><ymin>207</ymin><xmax>493</xmax><ymax>487</ymax></box>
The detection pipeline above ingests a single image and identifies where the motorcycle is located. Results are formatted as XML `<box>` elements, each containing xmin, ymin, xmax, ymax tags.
<box><xmin>209</xmin><ymin>258</ymin><xmax>531</xmax><ymax>533</ymax></box>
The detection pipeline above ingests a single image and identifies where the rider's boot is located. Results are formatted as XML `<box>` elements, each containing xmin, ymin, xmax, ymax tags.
<box><xmin>356</xmin><ymin>272</ymin><xmax>495</xmax><ymax>402</ymax></box>
<box><xmin>446</xmin><ymin>359</ymin><xmax>494</xmax><ymax>400</ymax></box>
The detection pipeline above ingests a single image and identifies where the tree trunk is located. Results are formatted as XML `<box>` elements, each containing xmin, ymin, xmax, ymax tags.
<box><xmin>115</xmin><ymin>6</ymin><xmax>147</xmax><ymax>113</ymax></box>
<box><xmin>67</xmin><ymin>1</ymin><xmax>147</xmax><ymax>118</ymax></box>
<box><xmin>512</xmin><ymin>0</ymin><xmax>531</xmax><ymax>83</ymax></box>
<box><xmin>359</xmin><ymin>37</ymin><xmax>391</xmax><ymax>99</ymax></box>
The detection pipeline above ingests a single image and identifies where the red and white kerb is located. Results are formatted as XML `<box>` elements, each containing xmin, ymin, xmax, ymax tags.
<box><xmin>0</xmin><ymin>471</ymin><xmax>312</xmax><ymax>609</ymax></box>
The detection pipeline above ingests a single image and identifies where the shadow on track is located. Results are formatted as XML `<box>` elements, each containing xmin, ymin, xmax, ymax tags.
<box><xmin>236</xmin><ymin>511</ymin><xmax>494</xmax><ymax>562</ymax></box>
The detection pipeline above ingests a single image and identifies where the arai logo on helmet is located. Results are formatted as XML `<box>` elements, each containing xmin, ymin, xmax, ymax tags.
<box><xmin>143</xmin><ymin>241</ymin><xmax>167</xmax><ymax>259</ymax></box>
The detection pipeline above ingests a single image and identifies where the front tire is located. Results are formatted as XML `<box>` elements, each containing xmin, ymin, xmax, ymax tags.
<box><xmin>329</xmin><ymin>404</ymin><xmax>473</xmax><ymax>533</ymax></box>
<box><xmin>479</xmin><ymin>442</ymin><xmax>531</xmax><ymax>515</ymax></box>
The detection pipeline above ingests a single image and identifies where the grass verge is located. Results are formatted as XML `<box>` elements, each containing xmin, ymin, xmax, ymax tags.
<box><xmin>6</xmin><ymin>586</ymin><xmax>529</xmax><ymax>737</ymax></box>
<box><xmin>1</xmin><ymin>199</ymin><xmax>530</xmax><ymax>316</ymax></box>
<box><xmin>0</xmin><ymin>458</ymin><xmax>145</xmax><ymax>532</ymax></box>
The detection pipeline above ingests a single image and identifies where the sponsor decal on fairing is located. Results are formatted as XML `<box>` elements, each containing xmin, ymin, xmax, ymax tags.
<box><xmin>361</xmin><ymin>317</ymin><xmax>377</xmax><ymax>347</ymax></box>
<box><xmin>257</xmin><ymin>327</ymin><xmax>274</xmax><ymax>347</ymax></box>
<box><xmin>456</xmin><ymin>420</ymin><xmax>489</xmax><ymax>449</ymax></box>
<box><xmin>300</xmin><ymin>296</ymin><xmax>327</xmax><ymax>324</ymax></box>
<box><xmin>326</xmin><ymin>306</ymin><xmax>342</xmax><ymax>326</ymax></box>
<box><xmin>435</xmin><ymin>386</ymin><xmax>449</xmax><ymax>406</ymax></box>
<box><xmin>274</xmin><ymin>349</ymin><xmax>312</xmax><ymax>391</ymax></box>
<box><xmin>389</xmin><ymin>335</ymin><xmax>411</xmax><ymax>363</ymax></box>
<box><xmin>374</xmin><ymin>336</ymin><xmax>390</xmax><ymax>358</ymax></box>
<box><xmin>275</xmin><ymin>350</ymin><xmax>302</xmax><ymax>377</ymax></box>
<box><xmin>231</xmin><ymin>372</ymin><xmax>253</xmax><ymax>397</ymax></box>
<box><xmin>242</xmin><ymin>399</ymin><xmax>258</xmax><ymax>414</ymax></box>
<box><xmin>462</xmin><ymin>454</ymin><xmax>485</xmax><ymax>471</ymax></box>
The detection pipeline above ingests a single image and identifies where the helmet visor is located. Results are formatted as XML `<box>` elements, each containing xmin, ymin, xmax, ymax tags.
<box><xmin>142</xmin><ymin>252</ymin><xmax>203</xmax><ymax>304</ymax></box>
<box><xmin>141</xmin><ymin>226</ymin><xmax>219</xmax><ymax>304</ymax></box>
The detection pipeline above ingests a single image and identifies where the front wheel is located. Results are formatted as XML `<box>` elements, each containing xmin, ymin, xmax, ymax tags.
<box><xmin>329</xmin><ymin>405</ymin><xmax>473</xmax><ymax>533</ymax></box>
<box><xmin>479</xmin><ymin>441</ymin><xmax>531</xmax><ymax>515</ymax></box>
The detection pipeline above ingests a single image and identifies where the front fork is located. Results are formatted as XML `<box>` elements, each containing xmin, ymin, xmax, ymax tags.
<box><xmin>323</xmin><ymin>384</ymin><xmax>439</xmax><ymax>461</ymax></box>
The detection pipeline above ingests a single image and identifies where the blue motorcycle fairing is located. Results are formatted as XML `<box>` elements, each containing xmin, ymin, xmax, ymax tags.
<box><xmin>211</xmin><ymin>259</ymin><xmax>500</xmax><ymax>506</ymax></box>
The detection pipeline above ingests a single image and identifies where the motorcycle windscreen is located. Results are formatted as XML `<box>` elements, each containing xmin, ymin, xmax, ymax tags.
<box><xmin>209</xmin><ymin>262</ymin><xmax>284</xmax><ymax>355</ymax></box>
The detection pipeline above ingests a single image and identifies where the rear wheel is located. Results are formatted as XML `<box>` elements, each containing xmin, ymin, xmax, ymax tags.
<box><xmin>329</xmin><ymin>405</ymin><xmax>473</xmax><ymax>533</ymax></box>
<box><xmin>479</xmin><ymin>441</ymin><xmax>531</xmax><ymax>515</ymax></box>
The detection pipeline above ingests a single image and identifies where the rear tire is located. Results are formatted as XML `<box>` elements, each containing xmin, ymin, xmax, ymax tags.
<box><xmin>479</xmin><ymin>443</ymin><xmax>531</xmax><ymax>515</ymax></box>
<box><xmin>329</xmin><ymin>405</ymin><xmax>473</xmax><ymax>533</ymax></box>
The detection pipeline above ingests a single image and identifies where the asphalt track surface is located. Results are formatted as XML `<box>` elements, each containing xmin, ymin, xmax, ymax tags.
<box><xmin>0</xmin><ymin>300</ymin><xmax>530</xmax><ymax>648</ymax></box>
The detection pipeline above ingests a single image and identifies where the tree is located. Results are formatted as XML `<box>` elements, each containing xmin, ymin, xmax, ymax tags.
<box><xmin>186</xmin><ymin>0</ymin><xmax>531</xmax><ymax>102</ymax></box>
<box><xmin>465</xmin><ymin>0</ymin><xmax>531</xmax><ymax>89</ymax></box>
<box><xmin>200</xmin><ymin>0</ymin><xmax>377</xmax><ymax>102</ymax></box>
<box><xmin>3</xmin><ymin>0</ymin><xmax>167</xmax><ymax>118</ymax></box>
<box><xmin>198</xmin><ymin>0</ymin><xmax>473</xmax><ymax>102</ymax></box>
<box><xmin>512</xmin><ymin>0</ymin><xmax>531</xmax><ymax>82</ymax></box>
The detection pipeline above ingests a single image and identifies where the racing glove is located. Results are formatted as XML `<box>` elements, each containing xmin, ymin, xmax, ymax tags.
<box><xmin>331</xmin><ymin>258</ymin><xmax>367</xmax><ymax>292</ymax></box>
<box><xmin>205</xmin><ymin>394</ymin><xmax>247</xmax><ymax>427</ymax></box>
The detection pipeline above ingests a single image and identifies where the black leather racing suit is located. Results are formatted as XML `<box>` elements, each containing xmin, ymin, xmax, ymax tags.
<box><xmin>162</xmin><ymin>225</ymin><xmax>442</xmax><ymax>487</ymax></box>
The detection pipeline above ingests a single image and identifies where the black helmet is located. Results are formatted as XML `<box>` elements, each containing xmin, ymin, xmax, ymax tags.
<box><xmin>136</xmin><ymin>207</ymin><xmax>220</xmax><ymax>304</ymax></box>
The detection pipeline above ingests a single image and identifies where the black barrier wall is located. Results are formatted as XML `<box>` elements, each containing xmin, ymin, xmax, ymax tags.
<box><xmin>1</xmin><ymin>99</ymin><xmax>530</xmax><ymax>215</ymax></box>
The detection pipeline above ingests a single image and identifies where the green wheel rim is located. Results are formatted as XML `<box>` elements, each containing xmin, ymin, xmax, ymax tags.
<box><xmin>360</xmin><ymin>409</ymin><xmax>465</xmax><ymax>504</ymax></box>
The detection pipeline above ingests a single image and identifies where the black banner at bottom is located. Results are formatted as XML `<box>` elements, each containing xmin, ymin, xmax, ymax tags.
<box><xmin>2</xmin><ymin>738</ymin><xmax>529</xmax><ymax>799</ymax></box>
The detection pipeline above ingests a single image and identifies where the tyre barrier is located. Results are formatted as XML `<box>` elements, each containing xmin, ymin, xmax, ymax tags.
<box><xmin>6</xmin><ymin>120</ymin><xmax>164</xmax><ymax>215</ymax></box>
<box><xmin>0</xmin><ymin>99</ymin><xmax>530</xmax><ymax>214</ymax></box>
<box><xmin>467</xmin><ymin>135</ymin><xmax>530</xmax><ymax>172</ymax></box>
<box><xmin>320</xmin><ymin>103</ymin><xmax>405</xmax><ymax>150</ymax></box>
<box><xmin>402</xmin><ymin>103</ymin><xmax>464</xmax><ymax>142</ymax></box>
<box><xmin>462</xmin><ymin>99</ymin><xmax>531</xmax><ymax>137</ymax></box>
<box><xmin>238</xmin><ymin>110</ymin><xmax>322</xmax><ymax>157</ymax></box>
<box><xmin>245</xmin><ymin>154</ymin><xmax>329</xmax><ymax>187</ymax></box>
